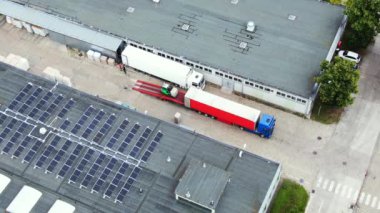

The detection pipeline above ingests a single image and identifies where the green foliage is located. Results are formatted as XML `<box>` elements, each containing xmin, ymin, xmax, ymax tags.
<box><xmin>345</xmin><ymin>0</ymin><xmax>380</xmax><ymax>49</ymax></box>
<box><xmin>315</xmin><ymin>57</ymin><xmax>360</xmax><ymax>107</ymax></box>
<box><xmin>270</xmin><ymin>179</ymin><xmax>309</xmax><ymax>213</ymax></box>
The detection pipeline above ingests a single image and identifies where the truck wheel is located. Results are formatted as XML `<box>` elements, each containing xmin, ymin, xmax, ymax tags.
<box><xmin>260</xmin><ymin>134</ymin><xmax>264</xmax><ymax>138</ymax></box>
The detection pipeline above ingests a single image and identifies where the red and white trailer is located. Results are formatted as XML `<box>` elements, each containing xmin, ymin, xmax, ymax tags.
<box><xmin>133</xmin><ymin>81</ymin><xmax>276</xmax><ymax>138</ymax></box>
<box><xmin>184</xmin><ymin>87</ymin><xmax>260</xmax><ymax>130</ymax></box>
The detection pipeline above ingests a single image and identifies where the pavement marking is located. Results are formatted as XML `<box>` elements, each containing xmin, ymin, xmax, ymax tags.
<box><xmin>322</xmin><ymin>179</ymin><xmax>329</xmax><ymax>190</ymax></box>
<box><xmin>359</xmin><ymin>192</ymin><xmax>366</xmax><ymax>204</ymax></box>
<box><xmin>347</xmin><ymin>187</ymin><xmax>353</xmax><ymax>199</ymax></box>
<box><xmin>365</xmin><ymin>194</ymin><xmax>371</xmax><ymax>206</ymax></box>
<box><xmin>318</xmin><ymin>200</ymin><xmax>324</xmax><ymax>213</ymax></box>
<box><xmin>371</xmin><ymin>196</ymin><xmax>377</xmax><ymax>208</ymax></box>
<box><xmin>316</xmin><ymin>176</ymin><xmax>323</xmax><ymax>188</ymax></box>
<box><xmin>334</xmin><ymin>183</ymin><xmax>341</xmax><ymax>194</ymax></box>
<box><xmin>328</xmin><ymin>181</ymin><xmax>335</xmax><ymax>192</ymax></box>
<box><xmin>378</xmin><ymin>201</ymin><xmax>380</xmax><ymax>210</ymax></box>
<box><xmin>341</xmin><ymin>185</ymin><xmax>347</xmax><ymax>197</ymax></box>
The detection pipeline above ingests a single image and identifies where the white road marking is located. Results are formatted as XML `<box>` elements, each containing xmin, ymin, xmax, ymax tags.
<box><xmin>322</xmin><ymin>179</ymin><xmax>329</xmax><ymax>190</ymax></box>
<box><xmin>328</xmin><ymin>181</ymin><xmax>335</xmax><ymax>192</ymax></box>
<box><xmin>371</xmin><ymin>196</ymin><xmax>377</xmax><ymax>208</ymax></box>
<box><xmin>316</xmin><ymin>176</ymin><xmax>323</xmax><ymax>188</ymax></box>
<box><xmin>377</xmin><ymin>201</ymin><xmax>380</xmax><ymax>210</ymax></box>
<box><xmin>359</xmin><ymin>192</ymin><xmax>366</xmax><ymax>203</ymax></box>
<box><xmin>318</xmin><ymin>200</ymin><xmax>324</xmax><ymax>213</ymax></box>
<box><xmin>334</xmin><ymin>183</ymin><xmax>341</xmax><ymax>194</ymax></box>
<box><xmin>365</xmin><ymin>194</ymin><xmax>372</xmax><ymax>206</ymax></box>
<box><xmin>347</xmin><ymin>188</ymin><xmax>353</xmax><ymax>199</ymax></box>
<box><xmin>341</xmin><ymin>185</ymin><xmax>347</xmax><ymax>197</ymax></box>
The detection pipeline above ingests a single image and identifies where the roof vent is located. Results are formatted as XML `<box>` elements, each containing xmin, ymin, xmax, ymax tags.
<box><xmin>231</xmin><ymin>0</ymin><xmax>239</xmax><ymax>4</ymax></box>
<box><xmin>152</xmin><ymin>0</ymin><xmax>160</xmax><ymax>3</ymax></box>
<box><xmin>246</xmin><ymin>21</ymin><xmax>256</xmax><ymax>32</ymax></box>
<box><xmin>210</xmin><ymin>200</ymin><xmax>214</xmax><ymax>206</ymax></box>
<box><xmin>202</xmin><ymin>162</ymin><xmax>207</xmax><ymax>168</ymax></box>
<box><xmin>186</xmin><ymin>191</ymin><xmax>191</xmax><ymax>198</ymax></box>
<box><xmin>127</xmin><ymin>7</ymin><xmax>135</xmax><ymax>13</ymax></box>
<box><xmin>39</xmin><ymin>127</ymin><xmax>47</xmax><ymax>135</ymax></box>
<box><xmin>181</xmin><ymin>24</ymin><xmax>190</xmax><ymax>31</ymax></box>
<box><xmin>239</xmin><ymin>42</ymin><xmax>247</xmax><ymax>49</ymax></box>
<box><xmin>288</xmin><ymin>14</ymin><xmax>297</xmax><ymax>21</ymax></box>
<box><xmin>166</xmin><ymin>156</ymin><xmax>171</xmax><ymax>162</ymax></box>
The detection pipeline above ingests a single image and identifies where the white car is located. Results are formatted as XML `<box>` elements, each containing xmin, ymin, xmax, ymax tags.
<box><xmin>338</xmin><ymin>50</ymin><xmax>361</xmax><ymax>64</ymax></box>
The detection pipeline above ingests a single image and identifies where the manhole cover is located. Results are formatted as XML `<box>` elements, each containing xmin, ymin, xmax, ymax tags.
<box><xmin>313</xmin><ymin>151</ymin><xmax>318</xmax><ymax>155</ymax></box>
<box><xmin>317</xmin><ymin>136</ymin><xmax>322</xmax><ymax>140</ymax></box>
<box><xmin>342</xmin><ymin>161</ymin><xmax>347</xmax><ymax>166</ymax></box>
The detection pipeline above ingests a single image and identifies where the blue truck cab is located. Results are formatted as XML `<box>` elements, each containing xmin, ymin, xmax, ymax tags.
<box><xmin>247</xmin><ymin>113</ymin><xmax>276</xmax><ymax>138</ymax></box>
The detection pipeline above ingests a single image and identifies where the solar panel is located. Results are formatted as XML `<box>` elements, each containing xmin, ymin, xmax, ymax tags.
<box><xmin>61</xmin><ymin>140</ymin><xmax>72</xmax><ymax>151</ymax></box>
<box><xmin>92</xmin><ymin>158</ymin><xmax>118</xmax><ymax>193</ymax></box>
<box><xmin>60</xmin><ymin>120</ymin><xmax>70</xmax><ymax>130</ymax></box>
<box><xmin>2</xmin><ymin>142</ymin><xmax>14</xmax><ymax>154</ymax></box>
<box><xmin>22</xmin><ymin>140</ymin><xmax>43</xmax><ymax>163</ymax></box>
<box><xmin>80</xmin><ymin>153</ymin><xmax>107</xmax><ymax>188</ymax></box>
<box><xmin>69</xmin><ymin>149</ymin><xmax>94</xmax><ymax>184</ymax></box>
<box><xmin>120</xmin><ymin>120</ymin><xmax>129</xmax><ymax>130</ymax></box>
<box><xmin>0</xmin><ymin>113</ymin><xmax>8</xmax><ymax>125</ymax></box>
<box><xmin>104</xmin><ymin>162</ymin><xmax>130</xmax><ymax>198</ymax></box>
<box><xmin>56</xmin><ymin>144</ymin><xmax>83</xmax><ymax>178</ymax></box>
<box><xmin>57</xmin><ymin>99</ymin><xmax>75</xmax><ymax>118</ymax></box>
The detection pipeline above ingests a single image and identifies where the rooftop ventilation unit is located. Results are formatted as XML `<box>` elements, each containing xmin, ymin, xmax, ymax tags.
<box><xmin>152</xmin><ymin>0</ymin><xmax>160</xmax><ymax>3</ymax></box>
<box><xmin>231</xmin><ymin>0</ymin><xmax>239</xmax><ymax>4</ymax></box>
<box><xmin>246</xmin><ymin>21</ymin><xmax>256</xmax><ymax>32</ymax></box>
<box><xmin>127</xmin><ymin>7</ymin><xmax>135</xmax><ymax>13</ymax></box>
<box><xmin>288</xmin><ymin>15</ymin><xmax>297</xmax><ymax>21</ymax></box>
<box><xmin>239</xmin><ymin>42</ymin><xmax>247</xmax><ymax>49</ymax></box>
<box><xmin>181</xmin><ymin>24</ymin><xmax>190</xmax><ymax>31</ymax></box>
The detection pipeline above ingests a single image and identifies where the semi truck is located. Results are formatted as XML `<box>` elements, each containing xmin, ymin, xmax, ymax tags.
<box><xmin>133</xmin><ymin>80</ymin><xmax>276</xmax><ymax>138</ymax></box>
<box><xmin>120</xmin><ymin>43</ymin><xmax>205</xmax><ymax>89</ymax></box>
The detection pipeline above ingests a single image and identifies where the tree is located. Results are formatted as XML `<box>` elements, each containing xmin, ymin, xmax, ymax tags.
<box><xmin>315</xmin><ymin>57</ymin><xmax>360</xmax><ymax>107</ymax></box>
<box><xmin>345</xmin><ymin>0</ymin><xmax>380</xmax><ymax>49</ymax></box>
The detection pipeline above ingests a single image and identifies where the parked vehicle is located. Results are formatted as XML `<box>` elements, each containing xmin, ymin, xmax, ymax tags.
<box><xmin>119</xmin><ymin>43</ymin><xmax>205</xmax><ymax>89</ymax></box>
<box><xmin>338</xmin><ymin>50</ymin><xmax>361</xmax><ymax>64</ymax></box>
<box><xmin>133</xmin><ymin>80</ymin><xmax>276</xmax><ymax>138</ymax></box>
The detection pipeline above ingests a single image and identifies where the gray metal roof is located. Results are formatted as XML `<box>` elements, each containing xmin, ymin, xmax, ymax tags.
<box><xmin>175</xmin><ymin>160</ymin><xmax>230</xmax><ymax>211</ymax></box>
<box><xmin>0</xmin><ymin>62</ymin><xmax>280</xmax><ymax>213</ymax></box>
<box><xmin>2</xmin><ymin>0</ymin><xmax>343</xmax><ymax>97</ymax></box>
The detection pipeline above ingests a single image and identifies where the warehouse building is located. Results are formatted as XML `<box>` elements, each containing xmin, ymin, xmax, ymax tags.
<box><xmin>0</xmin><ymin>62</ymin><xmax>281</xmax><ymax>212</ymax></box>
<box><xmin>0</xmin><ymin>0</ymin><xmax>345</xmax><ymax>115</ymax></box>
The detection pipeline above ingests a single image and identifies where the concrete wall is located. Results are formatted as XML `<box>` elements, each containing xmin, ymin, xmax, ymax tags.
<box><xmin>259</xmin><ymin>164</ymin><xmax>282</xmax><ymax>213</ymax></box>
<box><xmin>48</xmin><ymin>30</ymin><xmax>115</xmax><ymax>58</ymax></box>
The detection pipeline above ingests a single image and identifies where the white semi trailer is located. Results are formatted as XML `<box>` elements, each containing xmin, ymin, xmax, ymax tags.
<box><xmin>121</xmin><ymin>45</ymin><xmax>205</xmax><ymax>89</ymax></box>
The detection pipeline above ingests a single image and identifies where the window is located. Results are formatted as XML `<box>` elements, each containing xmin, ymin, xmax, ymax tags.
<box><xmin>147</xmin><ymin>49</ymin><xmax>153</xmax><ymax>53</ymax></box>
<box><xmin>250</xmin><ymin>83</ymin><xmax>254</xmax><ymax>86</ymax></box>
<box><xmin>228</xmin><ymin>76</ymin><xmax>233</xmax><ymax>80</ymax></box>
<box><xmin>186</xmin><ymin>62</ymin><xmax>194</xmax><ymax>67</ymax></box>
<box><xmin>204</xmin><ymin>68</ymin><xmax>212</xmax><ymax>73</ymax></box>
<box><xmin>158</xmin><ymin>52</ymin><xmax>163</xmax><ymax>56</ymax></box>
<box><xmin>130</xmin><ymin>43</ymin><xmax>137</xmax><ymax>47</ymax></box>
<box><xmin>245</xmin><ymin>81</ymin><xmax>250</xmax><ymax>85</ymax></box>
<box><xmin>265</xmin><ymin>88</ymin><xmax>271</xmax><ymax>92</ymax></box>
<box><xmin>175</xmin><ymin>58</ymin><xmax>183</xmax><ymax>63</ymax></box>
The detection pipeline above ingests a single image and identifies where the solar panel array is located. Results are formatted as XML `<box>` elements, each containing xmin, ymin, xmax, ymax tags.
<box><xmin>7</xmin><ymin>83</ymin><xmax>69</xmax><ymax>123</ymax></box>
<box><xmin>0</xmin><ymin>82</ymin><xmax>165</xmax><ymax>205</ymax></box>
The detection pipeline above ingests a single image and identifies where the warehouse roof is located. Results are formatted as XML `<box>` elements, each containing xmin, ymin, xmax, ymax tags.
<box><xmin>0</xmin><ymin>62</ymin><xmax>280</xmax><ymax>213</ymax></box>
<box><xmin>1</xmin><ymin>0</ymin><xmax>344</xmax><ymax>97</ymax></box>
